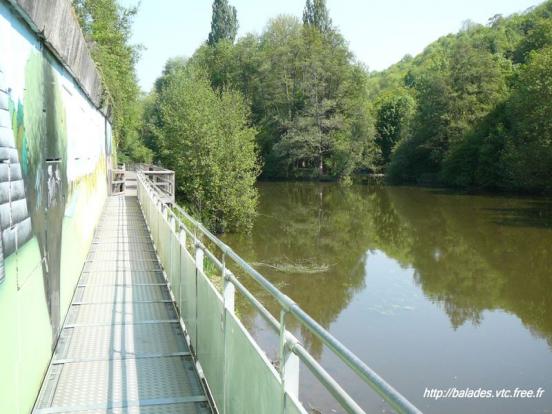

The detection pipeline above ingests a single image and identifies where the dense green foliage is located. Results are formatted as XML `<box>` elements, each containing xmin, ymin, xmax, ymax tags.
<box><xmin>207</xmin><ymin>0</ymin><xmax>238</xmax><ymax>46</ymax></box>
<box><xmin>190</xmin><ymin>8</ymin><xmax>377</xmax><ymax>180</ymax></box>
<box><xmin>179</xmin><ymin>0</ymin><xmax>552</xmax><ymax>191</ymax></box>
<box><xmin>303</xmin><ymin>0</ymin><xmax>333</xmax><ymax>34</ymax></box>
<box><xmin>75</xmin><ymin>0</ymin><xmax>552</xmax><ymax>202</ymax></box>
<box><xmin>139</xmin><ymin>0</ymin><xmax>552</xmax><ymax>234</ymax></box>
<box><xmin>370</xmin><ymin>2</ymin><xmax>552</xmax><ymax>192</ymax></box>
<box><xmin>374</xmin><ymin>91</ymin><xmax>414</xmax><ymax>164</ymax></box>
<box><xmin>143</xmin><ymin>62</ymin><xmax>260</xmax><ymax>233</ymax></box>
<box><xmin>73</xmin><ymin>0</ymin><xmax>151</xmax><ymax>162</ymax></box>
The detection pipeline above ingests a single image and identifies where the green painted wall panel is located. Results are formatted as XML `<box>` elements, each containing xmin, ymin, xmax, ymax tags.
<box><xmin>180</xmin><ymin>247</ymin><xmax>197</xmax><ymax>349</ymax></box>
<box><xmin>225</xmin><ymin>311</ymin><xmax>282</xmax><ymax>414</ymax></box>
<box><xmin>196</xmin><ymin>270</ymin><xmax>225</xmax><ymax>410</ymax></box>
<box><xmin>0</xmin><ymin>2</ymin><xmax>111</xmax><ymax>413</ymax></box>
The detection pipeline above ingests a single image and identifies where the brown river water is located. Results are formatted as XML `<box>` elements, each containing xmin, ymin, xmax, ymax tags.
<box><xmin>221</xmin><ymin>182</ymin><xmax>552</xmax><ymax>414</ymax></box>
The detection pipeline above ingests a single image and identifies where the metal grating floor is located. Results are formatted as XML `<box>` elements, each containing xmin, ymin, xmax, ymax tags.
<box><xmin>33</xmin><ymin>196</ymin><xmax>212</xmax><ymax>414</ymax></box>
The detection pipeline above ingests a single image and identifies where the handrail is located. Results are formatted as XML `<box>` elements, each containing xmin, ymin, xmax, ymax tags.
<box><xmin>136</xmin><ymin>169</ymin><xmax>422</xmax><ymax>414</ymax></box>
<box><xmin>110</xmin><ymin>163</ymin><xmax>126</xmax><ymax>195</ymax></box>
<box><xmin>135</xmin><ymin>163</ymin><xmax>175</xmax><ymax>204</ymax></box>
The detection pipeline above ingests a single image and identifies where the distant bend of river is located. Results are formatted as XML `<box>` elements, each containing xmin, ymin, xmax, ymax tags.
<box><xmin>221</xmin><ymin>182</ymin><xmax>552</xmax><ymax>414</ymax></box>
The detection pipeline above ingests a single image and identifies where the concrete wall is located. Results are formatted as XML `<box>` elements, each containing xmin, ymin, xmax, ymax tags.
<box><xmin>0</xmin><ymin>1</ymin><xmax>112</xmax><ymax>413</ymax></box>
<box><xmin>7</xmin><ymin>0</ymin><xmax>105</xmax><ymax>109</ymax></box>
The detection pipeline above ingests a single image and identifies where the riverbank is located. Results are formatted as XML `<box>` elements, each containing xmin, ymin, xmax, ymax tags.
<box><xmin>259</xmin><ymin>172</ymin><xmax>552</xmax><ymax>197</ymax></box>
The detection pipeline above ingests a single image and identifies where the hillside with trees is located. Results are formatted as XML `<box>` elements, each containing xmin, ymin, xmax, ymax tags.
<box><xmin>369</xmin><ymin>2</ymin><xmax>552</xmax><ymax>192</ymax></box>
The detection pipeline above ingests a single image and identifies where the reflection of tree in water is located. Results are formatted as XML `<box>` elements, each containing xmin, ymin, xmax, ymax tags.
<box><xmin>224</xmin><ymin>182</ymin><xmax>415</xmax><ymax>357</ymax></box>
<box><xmin>224</xmin><ymin>183</ymin><xmax>552</xmax><ymax>359</ymax></box>
<box><xmin>386</xmin><ymin>188</ymin><xmax>552</xmax><ymax>345</ymax></box>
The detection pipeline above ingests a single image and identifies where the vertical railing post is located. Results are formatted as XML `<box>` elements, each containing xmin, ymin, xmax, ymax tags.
<box><xmin>283</xmin><ymin>339</ymin><xmax>300</xmax><ymax>404</ymax></box>
<box><xmin>171</xmin><ymin>173</ymin><xmax>175</xmax><ymax>204</ymax></box>
<box><xmin>163</xmin><ymin>203</ymin><xmax>168</xmax><ymax>221</ymax></box>
<box><xmin>221</xmin><ymin>253</ymin><xmax>235</xmax><ymax>414</ymax></box>
<box><xmin>170</xmin><ymin>214</ymin><xmax>176</xmax><ymax>233</ymax></box>
<box><xmin>168</xmin><ymin>212</ymin><xmax>175</xmax><ymax>285</ymax></box>
<box><xmin>278</xmin><ymin>310</ymin><xmax>300</xmax><ymax>413</ymax></box>
<box><xmin>178</xmin><ymin>224</ymin><xmax>186</xmax><ymax>310</ymax></box>
<box><xmin>155</xmin><ymin>200</ymin><xmax>160</xmax><ymax>249</ymax></box>
<box><xmin>279</xmin><ymin>310</ymin><xmax>287</xmax><ymax>413</ymax></box>
<box><xmin>156</xmin><ymin>200</ymin><xmax>161</xmax><ymax>249</ymax></box>
<box><xmin>179</xmin><ymin>224</ymin><xmax>187</xmax><ymax>248</ymax></box>
<box><xmin>222</xmin><ymin>254</ymin><xmax>235</xmax><ymax>313</ymax></box>
<box><xmin>195</xmin><ymin>245</ymin><xmax>203</xmax><ymax>273</ymax></box>
<box><xmin>193</xmin><ymin>243</ymin><xmax>203</xmax><ymax>351</ymax></box>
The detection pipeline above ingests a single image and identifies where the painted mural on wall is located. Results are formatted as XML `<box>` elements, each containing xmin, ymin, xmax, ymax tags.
<box><xmin>3</xmin><ymin>51</ymin><xmax>69</xmax><ymax>336</ymax></box>
<box><xmin>0</xmin><ymin>4</ymin><xmax>110</xmax><ymax>341</ymax></box>
<box><xmin>0</xmin><ymin>63</ymin><xmax>32</xmax><ymax>283</ymax></box>
<box><xmin>0</xmin><ymin>3</ymin><xmax>111</xmax><ymax>412</ymax></box>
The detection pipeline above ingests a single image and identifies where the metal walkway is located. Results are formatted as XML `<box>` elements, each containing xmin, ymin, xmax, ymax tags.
<box><xmin>33</xmin><ymin>194</ymin><xmax>212</xmax><ymax>414</ymax></box>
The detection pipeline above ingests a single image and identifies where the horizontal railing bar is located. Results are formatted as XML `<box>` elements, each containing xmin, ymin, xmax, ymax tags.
<box><xmin>202</xmin><ymin>247</ymin><xmax>223</xmax><ymax>271</ymax></box>
<box><xmin>142</xmin><ymin>171</ymin><xmax>174</xmax><ymax>175</ymax></box>
<box><xmin>288</xmin><ymin>305</ymin><xmax>422</xmax><ymax>414</ymax></box>
<box><xmin>227</xmin><ymin>271</ymin><xmax>371</xmax><ymax>413</ymax></box>
<box><xmin>136</xmin><ymin>170</ymin><xmax>422</xmax><ymax>414</ymax></box>
<box><xmin>292</xmin><ymin>343</ymin><xmax>365</xmax><ymax>414</ymax></box>
<box><xmin>226</xmin><ymin>273</ymin><xmax>279</xmax><ymax>331</ymax></box>
<box><xmin>148</xmin><ymin>181</ymin><xmax>171</xmax><ymax>186</ymax></box>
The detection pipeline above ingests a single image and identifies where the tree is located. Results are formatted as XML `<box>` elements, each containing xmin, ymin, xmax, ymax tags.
<box><xmin>302</xmin><ymin>0</ymin><xmax>333</xmax><ymax>33</ymax></box>
<box><xmin>374</xmin><ymin>91</ymin><xmax>414</xmax><ymax>165</ymax></box>
<box><xmin>207</xmin><ymin>0</ymin><xmax>238</xmax><ymax>46</ymax></box>
<box><xmin>255</xmin><ymin>16</ymin><xmax>305</xmax><ymax>174</ymax></box>
<box><xmin>388</xmin><ymin>37</ymin><xmax>509</xmax><ymax>184</ymax></box>
<box><xmin>73</xmin><ymin>0</ymin><xmax>151</xmax><ymax>162</ymax></box>
<box><xmin>501</xmin><ymin>46</ymin><xmax>552</xmax><ymax>192</ymax></box>
<box><xmin>193</xmin><ymin>12</ymin><xmax>377</xmax><ymax>180</ymax></box>
<box><xmin>149</xmin><ymin>64</ymin><xmax>260</xmax><ymax>232</ymax></box>
<box><xmin>271</xmin><ymin>26</ymin><xmax>375</xmax><ymax>179</ymax></box>
<box><xmin>447</xmin><ymin>40</ymin><xmax>510</xmax><ymax>146</ymax></box>
<box><xmin>373</xmin><ymin>1</ymin><xmax>552</xmax><ymax>192</ymax></box>
<box><xmin>514</xmin><ymin>18</ymin><xmax>552</xmax><ymax>62</ymax></box>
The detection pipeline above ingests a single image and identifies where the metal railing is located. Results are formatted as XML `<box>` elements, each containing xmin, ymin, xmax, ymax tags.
<box><xmin>136</xmin><ymin>169</ymin><xmax>422</xmax><ymax>414</ymax></box>
<box><xmin>135</xmin><ymin>163</ymin><xmax>175</xmax><ymax>204</ymax></box>
<box><xmin>110</xmin><ymin>163</ymin><xmax>126</xmax><ymax>195</ymax></box>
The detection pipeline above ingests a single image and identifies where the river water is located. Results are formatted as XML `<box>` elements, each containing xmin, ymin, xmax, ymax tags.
<box><xmin>221</xmin><ymin>182</ymin><xmax>552</xmax><ymax>414</ymax></box>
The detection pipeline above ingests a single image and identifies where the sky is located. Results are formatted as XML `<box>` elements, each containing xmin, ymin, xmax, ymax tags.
<box><xmin>121</xmin><ymin>0</ymin><xmax>544</xmax><ymax>91</ymax></box>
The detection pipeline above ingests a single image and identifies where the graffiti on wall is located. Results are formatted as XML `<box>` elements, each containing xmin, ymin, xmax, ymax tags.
<box><xmin>0</xmin><ymin>45</ymin><xmax>109</xmax><ymax>339</ymax></box>
<box><xmin>0</xmin><ymin>4</ymin><xmax>111</xmax><ymax>412</ymax></box>
<box><xmin>8</xmin><ymin>51</ymin><xmax>69</xmax><ymax>334</ymax></box>
<box><xmin>0</xmin><ymin>66</ymin><xmax>32</xmax><ymax>284</ymax></box>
